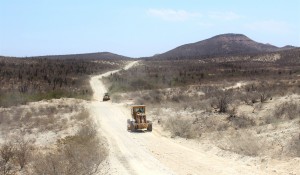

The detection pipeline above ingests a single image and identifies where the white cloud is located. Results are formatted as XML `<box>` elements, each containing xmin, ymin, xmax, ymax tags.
<box><xmin>209</xmin><ymin>11</ymin><xmax>241</xmax><ymax>21</ymax></box>
<box><xmin>147</xmin><ymin>8</ymin><xmax>201</xmax><ymax>22</ymax></box>
<box><xmin>244</xmin><ymin>20</ymin><xmax>290</xmax><ymax>34</ymax></box>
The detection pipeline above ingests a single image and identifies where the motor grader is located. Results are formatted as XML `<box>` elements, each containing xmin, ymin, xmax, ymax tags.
<box><xmin>103</xmin><ymin>93</ymin><xmax>110</xmax><ymax>101</ymax></box>
<box><xmin>127</xmin><ymin>105</ymin><xmax>152</xmax><ymax>132</ymax></box>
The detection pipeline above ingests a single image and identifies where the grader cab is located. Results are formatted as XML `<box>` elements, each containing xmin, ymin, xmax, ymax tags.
<box><xmin>127</xmin><ymin>105</ymin><xmax>152</xmax><ymax>132</ymax></box>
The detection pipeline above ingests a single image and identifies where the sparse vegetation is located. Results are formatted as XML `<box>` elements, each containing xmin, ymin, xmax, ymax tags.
<box><xmin>289</xmin><ymin>134</ymin><xmax>300</xmax><ymax>157</ymax></box>
<box><xmin>104</xmin><ymin>49</ymin><xmax>300</xmax><ymax>94</ymax></box>
<box><xmin>0</xmin><ymin>99</ymin><xmax>107</xmax><ymax>174</ymax></box>
<box><xmin>227</xmin><ymin>114</ymin><xmax>256</xmax><ymax>129</ymax></box>
<box><xmin>274</xmin><ymin>102</ymin><xmax>300</xmax><ymax>120</ymax></box>
<box><xmin>103</xmin><ymin>48</ymin><xmax>300</xmax><ymax>159</ymax></box>
<box><xmin>0</xmin><ymin>56</ymin><xmax>127</xmax><ymax>107</ymax></box>
<box><xmin>0</xmin><ymin>136</ymin><xmax>34</xmax><ymax>174</ymax></box>
<box><xmin>218</xmin><ymin>130</ymin><xmax>262</xmax><ymax>157</ymax></box>
<box><xmin>0</xmin><ymin>99</ymin><xmax>87</xmax><ymax>134</ymax></box>
<box><xmin>0</xmin><ymin>38</ymin><xmax>299</xmax><ymax>174</ymax></box>
<box><xmin>33</xmin><ymin>124</ymin><xmax>107</xmax><ymax>175</ymax></box>
<box><xmin>164</xmin><ymin>116</ymin><xmax>196</xmax><ymax>139</ymax></box>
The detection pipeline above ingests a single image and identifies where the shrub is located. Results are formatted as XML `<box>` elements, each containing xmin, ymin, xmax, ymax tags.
<box><xmin>13</xmin><ymin>136</ymin><xmax>33</xmax><ymax>169</ymax></box>
<box><xmin>289</xmin><ymin>134</ymin><xmax>300</xmax><ymax>157</ymax></box>
<box><xmin>111</xmin><ymin>94</ymin><xmax>122</xmax><ymax>103</ymax></box>
<box><xmin>33</xmin><ymin>125</ymin><xmax>107</xmax><ymax>175</ymax></box>
<box><xmin>274</xmin><ymin>102</ymin><xmax>300</xmax><ymax>120</ymax></box>
<box><xmin>72</xmin><ymin>110</ymin><xmax>89</xmax><ymax>121</ymax></box>
<box><xmin>0</xmin><ymin>142</ymin><xmax>14</xmax><ymax>164</ymax></box>
<box><xmin>214</xmin><ymin>90</ymin><xmax>232</xmax><ymax>113</ymax></box>
<box><xmin>240</xmin><ymin>91</ymin><xmax>259</xmax><ymax>105</ymax></box>
<box><xmin>0</xmin><ymin>136</ymin><xmax>34</xmax><ymax>174</ymax></box>
<box><xmin>227</xmin><ymin>114</ymin><xmax>256</xmax><ymax>129</ymax></box>
<box><xmin>220</xmin><ymin>130</ymin><xmax>261</xmax><ymax>156</ymax></box>
<box><xmin>164</xmin><ymin>116</ymin><xmax>196</xmax><ymax>139</ymax></box>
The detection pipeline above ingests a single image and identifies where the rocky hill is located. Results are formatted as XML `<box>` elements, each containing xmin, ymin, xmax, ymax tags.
<box><xmin>152</xmin><ymin>34</ymin><xmax>296</xmax><ymax>59</ymax></box>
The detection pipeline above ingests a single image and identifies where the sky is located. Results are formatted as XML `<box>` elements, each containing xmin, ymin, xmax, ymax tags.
<box><xmin>0</xmin><ymin>0</ymin><xmax>299</xmax><ymax>58</ymax></box>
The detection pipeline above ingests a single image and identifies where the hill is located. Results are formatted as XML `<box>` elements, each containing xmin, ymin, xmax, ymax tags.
<box><xmin>152</xmin><ymin>33</ymin><xmax>296</xmax><ymax>59</ymax></box>
<box><xmin>0</xmin><ymin>52</ymin><xmax>132</xmax><ymax>60</ymax></box>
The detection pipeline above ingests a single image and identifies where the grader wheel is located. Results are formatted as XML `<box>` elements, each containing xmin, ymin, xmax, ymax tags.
<box><xmin>147</xmin><ymin>123</ymin><xmax>152</xmax><ymax>132</ymax></box>
<box><xmin>130</xmin><ymin>121</ymin><xmax>135</xmax><ymax>132</ymax></box>
<box><xmin>127</xmin><ymin>119</ymin><xmax>131</xmax><ymax>130</ymax></box>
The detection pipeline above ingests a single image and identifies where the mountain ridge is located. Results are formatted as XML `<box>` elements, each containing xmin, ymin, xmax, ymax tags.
<box><xmin>1</xmin><ymin>33</ymin><xmax>298</xmax><ymax>59</ymax></box>
<box><xmin>0</xmin><ymin>52</ymin><xmax>131</xmax><ymax>60</ymax></box>
<box><xmin>151</xmin><ymin>33</ymin><xmax>297</xmax><ymax>59</ymax></box>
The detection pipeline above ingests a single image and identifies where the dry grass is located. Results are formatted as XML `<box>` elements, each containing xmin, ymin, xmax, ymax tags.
<box><xmin>71</xmin><ymin>110</ymin><xmax>90</xmax><ymax>121</ymax></box>
<box><xmin>217</xmin><ymin>130</ymin><xmax>262</xmax><ymax>157</ymax></box>
<box><xmin>274</xmin><ymin>102</ymin><xmax>300</xmax><ymax>120</ymax></box>
<box><xmin>136</xmin><ymin>82</ymin><xmax>300</xmax><ymax>158</ymax></box>
<box><xmin>163</xmin><ymin>116</ymin><xmax>198</xmax><ymax>139</ymax></box>
<box><xmin>32</xmin><ymin>124</ymin><xmax>107</xmax><ymax>175</ymax></box>
<box><xmin>227</xmin><ymin>114</ymin><xmax>256</xmax><ymax>129</ymax></box>
<box><xmin>0</xmin><ymin>99</ymin><xmax>86</xmax><ymax>135</ymax></box>
<box><xmin>0</xmin><ymin>100</ymin><xmax>107</xmax><ymax>174</ymax></box>
<box><xmin>0</xmin><ymin>135</ymin><xmax>35</xmax><ymax>174</ymax></box>
<box><xmin>289</xmin><ymin>134</ymin><xmax>300</xmax><ymax>157</ymax></box>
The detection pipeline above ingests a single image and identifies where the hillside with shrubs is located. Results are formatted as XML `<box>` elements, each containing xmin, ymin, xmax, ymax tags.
<box><xmin>104</xmin><ymin>48</ymin><xmax>300</xmax><ymax>158</ymax></box>
<box><xmin>0</xmin><ymin>54</ymin><xmax>129</xmax><ymax>107</ymax></box>
<box><xmin>0</xmin><ymin>53</ymin><xmax>129</xmax><ymax>174</ymax></box>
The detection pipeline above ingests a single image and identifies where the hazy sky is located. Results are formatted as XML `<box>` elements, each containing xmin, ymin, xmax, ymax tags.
<box><xmin>1</xmin><ymin>0</ymin><xmax>299</xmax><ymax>57</ymax></box>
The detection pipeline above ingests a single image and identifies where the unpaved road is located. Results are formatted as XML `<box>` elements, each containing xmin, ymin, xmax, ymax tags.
<box><xmin>89</xmin><ymin>61</ymin><xmax>286</xmax><ymax>175</ymax></box>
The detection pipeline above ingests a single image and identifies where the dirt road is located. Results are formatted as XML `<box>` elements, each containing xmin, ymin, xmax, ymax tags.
<box><xmin>89</xmin><ymin>61</ymin><xmax>270</xmax><ymax>175</ymax></box>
